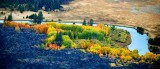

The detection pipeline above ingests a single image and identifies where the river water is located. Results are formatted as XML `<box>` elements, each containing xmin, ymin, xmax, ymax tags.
<box><xmin>0</xmin><ymin>20</ymin><xmax>149</xmax><ymax>55</ymax></box>
<box><xmin>61</xmin><ymin>22</ymin><xmax>149</xmax><ymax>55</ymax></box>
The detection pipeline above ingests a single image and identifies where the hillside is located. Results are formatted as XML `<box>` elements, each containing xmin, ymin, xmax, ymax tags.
<box><xmin>0</xmin><ymin>0</ymin><xmax>160</xmax><ymax>37</ymax></box>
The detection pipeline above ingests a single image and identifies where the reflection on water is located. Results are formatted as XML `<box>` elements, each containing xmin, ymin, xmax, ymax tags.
<box><xmin>115</xmin><ymin>26</ymin><xmax>149</xmax><ymax>55</ymax></box>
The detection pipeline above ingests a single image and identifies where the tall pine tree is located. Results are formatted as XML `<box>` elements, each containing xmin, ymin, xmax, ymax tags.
<box><xmin>4</xmin><ymin>16</ymin><xmax>7</xmax><ymax>22</ymax></box>
<box><xmin>89</xmin><ymin>19</ymin><xmax>94</xmax><ymax>26</ymax></box>
<box><xmin>83</xmin><ymin>18</ymin><xmax>86</xmax><ymax>25</ymax></box>
<box><xmin>37</xmin><ymin>11</ymin><xmax>43</xmax><ymax>24</ymax></box>
<box><xmin>7</xmin><ymin>13</ymin><xmax>13</xmax><ymax>21</ymax></box>
<box><xmin>33</xmin><ymin>14</ymin><xmax>38</xmax><ymax>23</ymax></box>
<box><xmin>55</xmin><ymin>32</ymin><xmax>63</xmax><ymax>46</ymax></box>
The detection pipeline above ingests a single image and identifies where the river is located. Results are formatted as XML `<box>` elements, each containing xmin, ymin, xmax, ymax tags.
<box><xmin>0</xmin><ymin>20</ymin><xmax>149</xmax><ymax>55</ymax></box>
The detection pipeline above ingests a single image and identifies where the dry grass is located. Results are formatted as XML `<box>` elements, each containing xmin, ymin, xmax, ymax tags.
<box><xmin>0</xmin><ymin>0</ymin><xmax>160</xmax><ymax>37</ymax></box>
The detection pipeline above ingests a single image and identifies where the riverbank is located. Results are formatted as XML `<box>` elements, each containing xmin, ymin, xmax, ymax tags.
<box><xmin>0</xmin><ymin>23</ymin><xmax>155</xmax><ymax>69</ymax></box>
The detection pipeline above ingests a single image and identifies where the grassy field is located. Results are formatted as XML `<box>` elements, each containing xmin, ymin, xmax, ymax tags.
<box><xmin>0</xmin><ymin>0</ymin><xmax>160</xmax><ymax>37</ymax></box>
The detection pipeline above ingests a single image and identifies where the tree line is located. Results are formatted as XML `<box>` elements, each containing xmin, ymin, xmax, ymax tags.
<box><xmin>4</xmin><ymin>11</ymin><xmax>44</xmax><ymax>24</ymax></box>
<box><xmin>83</xmin><ymin>18</ymin><xmax>94</xmax><ymax>26</ymax></box>
<box><xmin>0</xmin><ymin>0</ymin><xmax>73</xmax><ymax>12</ymax></box>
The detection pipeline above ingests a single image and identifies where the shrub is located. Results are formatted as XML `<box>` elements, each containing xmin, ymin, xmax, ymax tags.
<box><xmin>34</xmin><ymin>24</ymin><xmax>48</xmax><ymax>34</ymax></box>
<box><xmin>3</xmin><ymin>21</ymin><xmax>18</xmax><ymax>27</ymax></box>
<box><xmin>120</xmin><ymin>55</ymin><xmax>132</xmax><ymax>62</ymax></box>
<box><xmin>79</xmin><ymin>29</ymin><xmax>104</xmax><ymax>40</ymax></box>
<box><xmin>45</xmin><ymin>36</ymin><xmax>56</xmax><ymax>44</ymax></box>
<box><xmin>144</xmin><ymin>52</ymin><xmax>159</xmax><ymax>62</ymax></box>
<box><xmin>148</xmin><ymin>37</ymin><xmax>160</xmax><ymax>46</ymax></box>
<box><xmin>111</xmin><ymin>25</ymin><xmax>116</xmax><ymax>31</ymax></box>
<box><xmin>15</xmin><ymin>26</ymin><xmax>20</xmax><ymax>32</ymax></box>
<box><xmin>48</xmin><ymin>44</ymin><xmax>58</xmax><ymax>50</ymax></box>
<box><xmin>60</xmin><ymin>24</ymin><xmax>83</xmax><ymax>32</ymax></box>
<box><xmin>77</xmin><ymin>39</ymin><xmax>90</xmax><ymax>49</ymax></box>
<box><xmin>110</xmin><ymin>29</ymin><xmax>129</xmax><ymax>43</ymax></box>
<box><xmin>101</xmin><ymin>47</ymin><xmax>111</xmax><ymax>55</ymax></box>
<box><xmin>131</xmin><ymin>49</ymin><xmax>140</xmax><ymax>59</ymax></box>
<box><xmin>88</xmin><ymin>44</ymin><xmax>102</xmax><ymax>54</ymax></box>
<box><xmin>47</xmin><ymin>26</ymin><xmax>56</xmax><ymax>35</ymax></box>
<box><xmin>18</xmin><ymin>23</ymin><xmax>31</xmax><ymax>29</ymax></box>
<box><xmin>137</xmin><ymin>27</ymin><xmax>144</xmax><ymax>35</ymax></box>
<box><xmin>62</xmin><ymin>35</ymin><xmax>76</xmax><ymax>48</ymax></box>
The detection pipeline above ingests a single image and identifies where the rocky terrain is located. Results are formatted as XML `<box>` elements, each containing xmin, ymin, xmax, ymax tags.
<box><xmin>0</xmin><ymin>24</ymin><xmax>111</xmax><ymax>69</ymax></box>
<box><xmin>0</xmin><ymin>23</ymin><xmax>154</xmax><ymax>69</ymax></box>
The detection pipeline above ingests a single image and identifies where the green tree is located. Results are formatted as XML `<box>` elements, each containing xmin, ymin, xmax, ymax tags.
<box><xmin>19</xmin><ymin>5</ymin><xmax>25</xmax><ymax>13</ymax></box>
<box><xmin>7</xmin><ymin>13</ymin><xmax>13</xmax><ymax>21</ymax></box>
<box><xmin>83</xmin><ymin>18</ymin><xmax>86</xmax><ymax>25</ymax></box>
<box><xmin>4</xmin><ymin>16</ymin><xmax>7</xmax><ymax>22</ymax></box>
<box><xmin>111</xmin><ymin>25</ymin><xmax>116</xmax><ymax>31</ymax></box>
<box><xmin>55</xmin><ymin>32</ymin><xmax>63</xmax><ymax>46</ymax></box>
<box><xmin>26</xmin><ymin>15</ymin><xmax>29</xmax><ymax>18</ymax></box>
<box><xmin>54</xmin><ymin>0</ymin><xmax>61</xmax><ymax>9</ymax></box>
<box><xmin>37</xmin><ymin>11</ymin><xmax>43</xmax><ymax>24</ymax></box>
<box><xmin>33</xmin><ymin>14</ymin><xmax>38</xmax><ymax>23</ymax></box>
<box><xmin>89</xmin><ymin>19</ymin><xmax>94</xmax><ymax>26</ymax></box>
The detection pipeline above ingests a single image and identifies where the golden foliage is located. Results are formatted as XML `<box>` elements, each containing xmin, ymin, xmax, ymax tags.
<box><xmin>3</xmin><ymin>21</ymin><xmax>18</xmax><ymax>27</ymax></box>
<box><xmin>34</xmin><ymin>24</ymin><xmax>48</xmax><ymax>34</ymax></box>
<box><xmin>15</xmin><ymin>26</ymin><xmax>20</xmax><ymax>32</ymax></box>
<box><xmin>3</xmin><ymin>21</ymin><xmax>31</xmax><ymax>29</ymax></box>
<box><xmin>47</xmin><ymin>26</ymin><xmax>56</xmax><ymax>35</ymax></box>
<box><xmin>87</xmin><ymin>44</ymin><xmax>102</xmax><ymax>54</ymax></box>
<box><xmin>120</xmin><ymin>55</ymin><xmax>132</xmax><ymax>62</ymax></box>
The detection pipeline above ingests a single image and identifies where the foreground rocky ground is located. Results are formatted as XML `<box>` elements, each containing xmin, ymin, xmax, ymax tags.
<box><xmin>0</xmin><ymin>24</ymin><xmax>154</xmax><ymax>69</ymax></box>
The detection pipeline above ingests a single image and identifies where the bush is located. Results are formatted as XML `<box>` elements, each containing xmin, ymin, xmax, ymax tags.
<box><xmin>101</xmin><ymin>47</ymin><xmax>111</xmax><ymax>55</ymax></box>
<box><xmin>148</xmin><ymin>37</ymin><xmax>160</xmax><ymax>46</ymax></box>
<box><xmin>77</xmin><ymin>39</ymin><xmax>90</xmax><ymax>49</ymax></box>
<box><xmin>34</xmin><ymin>24</ymin><xmax>48</xmax><ymax>34</ymax></box>
<box><xmin>3</xmin><ymin>21</ymin><xmax>31</xmax><ymax>29</ymax></box>
<box><xmin>137</xmin><ymin>27</ymin><xmax>144</xmax><ymax>35</ymax></box>
<box><xmin>79</xmin><ymin>29</ymin><xmax>104</xmax><ymax>41</ymax></box>
<box><xmin>3</xmin><ymin>21</ymin><xmax>18</xmax><ymax>27</ymax></box>
<box><xmin>60</xmin><ymin>24</ymin><xmax>83</xmax><ymax>32</ymax></box>
<box><xmin>110</xmin><ymin>29</ymin><xmax>129</xmax><ymax>43</ymax></box>
<box><xmin>47</xmin><ymin>26</ymin><xmax>56</xmax><ymax>35</ymax></box>
<box><xmin>18</xmin><ymin>23</ymin><xmax>31</xmax><ymax>29</ymax></box>
<box><xmin>48</xmin><ymin>44</ymin><xmax>58</xmax><ymax>50</ymax></box>
<box><xmin>62</xmin><ymin>35</ymin><xmax>76</xmax><ymax>48</ymax></box>
<box><xmin>120</xmin><ymin>55</ymin><xmax>132</xmax><ymax>62</ymax></box>
<box><xmin>87</xmin><ymin>44</ymin><xmax>101</xmax><ymax>54</ymax></box>
<box><xmin>45</xmin><ymin>36</ymin><xmax>56</xmax><ymax>45</ymax></box>
<box><xmin>15</xmin><ymin>26</ymin><xmax>20</xmax><ymax>32</ymax></box>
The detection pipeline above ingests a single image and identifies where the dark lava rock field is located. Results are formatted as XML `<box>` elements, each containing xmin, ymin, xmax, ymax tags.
<box><xmin>0</xmin><ymin>24</ymin><xmax>154</xmax><ymax>69</ymax></box>
<box><xmin>0</xmin><ymin>24</ymin><xmax>112</xmax><ymax>69</ymax></box>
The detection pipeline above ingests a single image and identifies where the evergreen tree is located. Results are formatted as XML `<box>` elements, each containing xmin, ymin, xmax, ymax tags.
<box><xmin>19</xmin><ymin>5</ymin><xmax>25</xmax><ymax>13</ymax></box>
<box><xmin>89</xmin><ymin>19</ymin><xmax>94</xmax><ymax>26</ymax></box>
<box><xmin>7</xmin><ymin>13</ymin><xmax>13</xmax><ymax>21</ymax></box>
<box><xmin>33</xmin><ymin>14</ymin><xmax>38</xmax><ymax>23</ymax></box>
<box><xmin>4</xmin><ymin>16</ymin><xmax>7</xmax><ymax>22</ymax></box>
<box><xmin>37</xmin><ymin>11</ymin><xmax>43</xmax><ymax>24</ymax></box>
<box><xmin>54</xmin><ymin>0</ymin><xmax>62</xmax><ymax>9</ymax></box>
<box><xmin>55</xmin><ymin>32</ymin><xmax>63</xmax><ymax>46</ymax></box>
<box><xmin>0</xmin><ymin>0</ymin><xmax>73</xmax><ymax>12</ymax></box>
<box><xmin>83</xmin><ymin>18</ymin><xmax>86</xmax><ymax>25</ymax></box>
<box><xmin>111</xmin><ymin>25</ymin><xmax>116</xmax><ymax>31</ymax></box>
<box><xmin>26</xmin><ymin>15</ymin><xmax>29</xmax><ymax>18</ymax></box>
